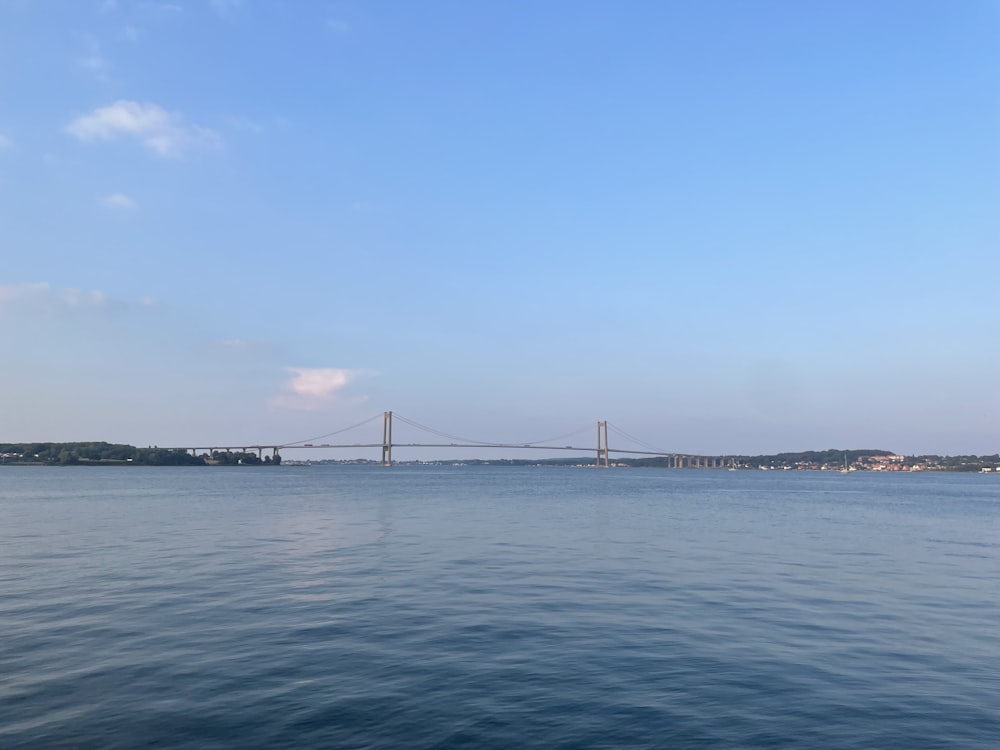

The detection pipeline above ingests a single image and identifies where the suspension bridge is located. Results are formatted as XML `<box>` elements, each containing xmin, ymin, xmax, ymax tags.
<box><xmin>166</xmin><ymin>412</ymin><xmax>736</xmax><ymax>468</ymax></box>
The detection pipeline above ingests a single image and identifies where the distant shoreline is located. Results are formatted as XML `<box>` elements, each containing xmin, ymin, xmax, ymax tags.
<box><xmin>3</xmin><ymin>444</ymin><xmax>999</xmax><ymax>474</ymax></box>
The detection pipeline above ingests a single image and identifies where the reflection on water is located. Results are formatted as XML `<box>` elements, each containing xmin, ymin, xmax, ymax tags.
<box><xmin>0</xmin><ymin>466</ymin><xmax>998</xmax><ymax>749</ymax></box>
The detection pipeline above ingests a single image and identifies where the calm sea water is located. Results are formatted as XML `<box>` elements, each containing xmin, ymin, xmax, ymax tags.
<box><xmin>0</xmin><ymin>466</ymin><xmax>997</xmax><ymax>749</ymax></box>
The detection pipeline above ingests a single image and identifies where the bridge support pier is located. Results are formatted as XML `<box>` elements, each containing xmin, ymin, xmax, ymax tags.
<box><xmin>381</xmin><ymin>411</ymin><xmax>393</xmax><ymax>467</ymax></box>
<box><xmin>596</xmin><ymin>421</ymin><xmax>609</xmax><ymax>468</ymax></box>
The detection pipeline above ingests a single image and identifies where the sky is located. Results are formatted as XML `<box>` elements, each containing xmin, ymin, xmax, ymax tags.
<box><xmin>1</xmin><ymin>0</ymin><xmax>999</xmax><ymax>458</ymax></box>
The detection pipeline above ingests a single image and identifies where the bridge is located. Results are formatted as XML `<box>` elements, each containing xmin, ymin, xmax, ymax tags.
<box><xmin>167</xmin><ymin>412</ymin><xmax>736</xmax><ymax>469</ymax></box>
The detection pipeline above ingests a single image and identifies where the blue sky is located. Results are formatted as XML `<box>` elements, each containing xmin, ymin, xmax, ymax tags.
<box><xmin>1</xmin><ymin>0</ymin><xmax>998</xmax><ymax>457</ymax></box>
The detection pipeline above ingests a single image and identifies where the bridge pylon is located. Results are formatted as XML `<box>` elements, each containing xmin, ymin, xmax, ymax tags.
<box><xmin>597</xmin><ymin>421</ymin><xmax>610</xmax><ymax>468</ymax></box>
<box><xmin>381</xmin><ymin>411</ymin><xmax>393</xmax><ymax>467</ymax></box>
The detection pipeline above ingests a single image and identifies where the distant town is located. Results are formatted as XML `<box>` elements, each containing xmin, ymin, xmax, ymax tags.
<box><xmin>2</xmin><ymin>443</ymin><xmax>1000</xmax><ymax>472</ymax></box>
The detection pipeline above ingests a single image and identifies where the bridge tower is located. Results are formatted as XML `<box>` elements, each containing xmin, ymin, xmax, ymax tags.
<box><xmin>381</xmin><ymin>411</ymin><xmax>393</xmax><ymax>467</ymax></box>
<box><xmin>597</xmin><ymin>421</ymin><xmax>610</xmax><ymax>468</ymax></box>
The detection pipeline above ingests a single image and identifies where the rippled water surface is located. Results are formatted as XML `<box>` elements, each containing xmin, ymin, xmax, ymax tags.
<box><xmin>1</xmin><ymin>466</ymin><xmax>998</xmax><ymax>748</ymax></box>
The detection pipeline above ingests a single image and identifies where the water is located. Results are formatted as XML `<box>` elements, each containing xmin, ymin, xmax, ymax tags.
<box><xmin>1</xmin><ymin>466</ymin><xmax>997</xmax><ymax>749</ymax></box>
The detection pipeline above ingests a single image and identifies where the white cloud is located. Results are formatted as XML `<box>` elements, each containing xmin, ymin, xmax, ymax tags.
<box><xmin>0</xmin><ymin>282</ymin><xmax>110</xmax><ymax>311</ymax></box>
<box><xmin>270</xmin><ymin>367</ymin><xmax>368</xmax><ymax>411</ymax></box>
<box><xmin>66</xmin><ymin>100</ymin><xmax>220</xmax><ymax>157</ymax></box>
<box><xmin>287</xmin><ymin>368</ymin><xmax>352</xmax><ymax>398</ymax></box>
<box><xmin>0</xmin><ymin>133</ymin><xmax>11</xmax><ymax>149</ymax></box>
<box><xmin>99</xmin><ymin>192</ymin><xmax>135</xmax><ymax>209</ymax></box>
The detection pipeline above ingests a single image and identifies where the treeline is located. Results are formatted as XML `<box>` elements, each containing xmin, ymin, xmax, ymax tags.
<box><xmin>2</xmin><ymin>442</ymin><xmax>137</xmax><ymax>464</ymax></box>
<box><xmin>921</xmin><ymin>454</ymin><xmax>1000</xmax><ymax>472</ymax></box>
<box><xmin>1</xmin><ymin>443</ymin><xmax>280</xmax><ymax>466</ymax></box>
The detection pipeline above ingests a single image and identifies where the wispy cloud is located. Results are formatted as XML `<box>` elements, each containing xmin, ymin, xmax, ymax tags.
<box><xmin>0</xmin><ymin>282</ymin><xmax>109</xmax><ymax>311</ymax></box>
<box><xmin>0</xmin><ymin>133</ymin><xmax>11</xmax><ymax>149</ymax></box>
<box><xmin>270</xmin><ymin>367</ymin><xmax>370</xmax><ymax>411</ymax></box>
<box><xmin>220</xmin><ymin>338</ymin><xmax>252</xmax><ymax>350</ymax></box>
<box><xmin>226</xmin><ymin>115</ymin><xmax>264</xmax><ymax>134</ymax></box>
<box><xmin>214</xmin><ymin>336</ymin><xmax>279</xmax><ymax>356</ymax></box>
<box><xmin>210</xmin><ymin>0</ymin><xmax>244</xmax><ymax>17</ymax></box>
<box><xmin>77</xmin><ymin>34</ymin><xmax>110</xmax><ymax>79</ymax></box>
<box><xmin>326</xmin><ymin>18</ymin><xmax>349</xmax><ymax>34</ymax></box>
<box><xmin>66</xmin><ymin>100</ymin><xmax>220</xmax><ymax>157</ymax></box>
<box><xmin>0</xmin><ymin>282</ymin><xmax>159</xmax><ymax>317</ymax></box>
<box><xmin>133</xmin><ymin>2</ymin><xmax>183</xmax><ymax>23</ymax></box>
<box><xmin>99</xmin><ymin>192</ymin><xmax>135</xmax><ymax>210</ymax></box>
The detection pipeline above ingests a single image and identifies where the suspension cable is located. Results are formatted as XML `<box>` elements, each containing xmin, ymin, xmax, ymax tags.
<box><xmin>393</xmin><ymin>413</ymin><xmax>595</xmax><ymax>448</ymax></box>
<box><xmin>280</xmin><ymin>413</ymin><xmax>384</xmax><ymax>448</ymax></box>
<box><xmin>392</xmin><ymin>414</ymin><xmax>515</xmax><ymax>446</ymax></box>
<box><xmin>524</xmin><ymin>424</ymin><xmax>597</xmax><ymax>446</ymax></box>
<box><xmin>607</xmin><ymin>423</ymin><xmax>671</xmax><ymax>454</ymax></box>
